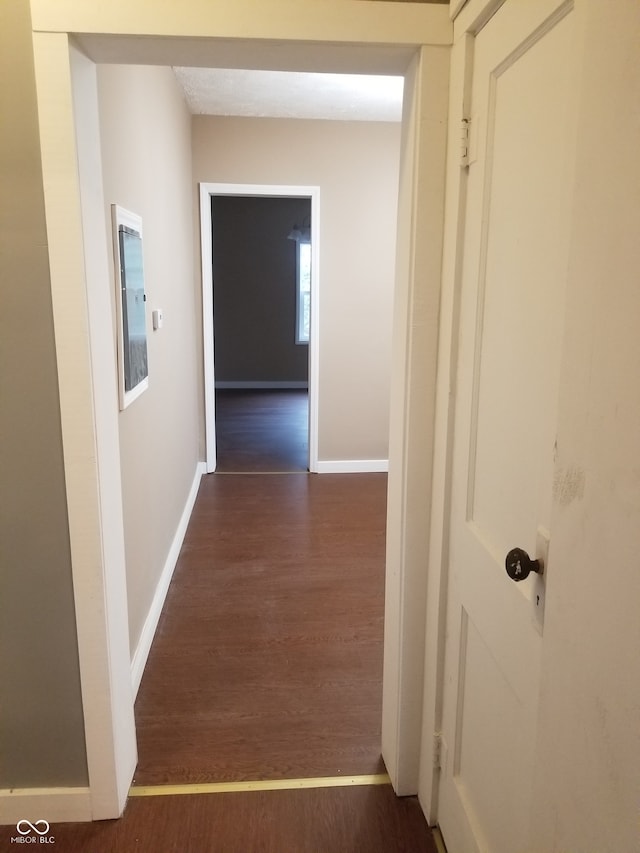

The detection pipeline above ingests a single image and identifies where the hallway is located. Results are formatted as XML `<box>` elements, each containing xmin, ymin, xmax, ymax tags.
<box><xmin>134</xmin><ymin>473</ymin><xmax>387</xmax><ymax>784</ymax></box>
<box><xmin>127</xmin><ymin>469</ymin><xmax>436</xmax><ymax>851</ymax></box>
<box><xmin>5</xmin><ymin>465</ymin><xmax>438</xmax><ymax>850</ymax></box>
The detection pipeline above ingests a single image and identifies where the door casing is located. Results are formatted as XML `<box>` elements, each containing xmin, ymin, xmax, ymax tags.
<box><xmin>199</xmin><ymin>183</ymin><xmax>320</xmax><ymax>474</ymax></box>
<box><xmin>27</xmin><ymin>0</ymin><xmax>452</xmax><ymax>822</ymax></box>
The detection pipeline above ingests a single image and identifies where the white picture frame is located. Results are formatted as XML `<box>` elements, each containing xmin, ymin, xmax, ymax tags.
<box><xmin>111</xmin><ymin>205</ymin><xmax>149</xmax><ymax>409</ymax></box>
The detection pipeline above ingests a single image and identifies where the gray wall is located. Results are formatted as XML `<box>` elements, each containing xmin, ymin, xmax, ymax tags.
<box><xmin>0</xmin><ymin>0</ymin><xmax>87</xmax><ymax>787</ymax></box>
<box><xmin>212</xmin><ymin>195</ymin><xmax>310</xmax><ymax>385</ymax></box>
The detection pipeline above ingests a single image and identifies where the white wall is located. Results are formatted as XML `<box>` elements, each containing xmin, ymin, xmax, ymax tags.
<box><xmin>97</xmin><ymin>64</ymin><xmax>201</xmax><ymax>657</ymax></box>
<box><xmin>192</xmin><ymin>116</ymin><xmax>401</xmax><ymax>464</ymax></box>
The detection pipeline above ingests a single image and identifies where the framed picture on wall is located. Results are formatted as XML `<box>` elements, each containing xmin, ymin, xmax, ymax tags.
<box><xmin>112</xmin><ymin>205</ymin><xmax>149</xmax><ymax>409</ymax></box>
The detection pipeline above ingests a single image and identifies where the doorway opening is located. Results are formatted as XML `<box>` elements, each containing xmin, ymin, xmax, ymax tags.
<box><xmin>32</xmin><ymin>12</ymin><xmax>451</xmax><ymax>820</ymax></box>
<box><xmin>200</xmin><ymin>183</ymin><xmax>321</xmax><ymax>473</ymax></box>
<box><xmin>210</xmin><ymin>194</ymin><xmax>311</xmax><ymax>473</ymax></box>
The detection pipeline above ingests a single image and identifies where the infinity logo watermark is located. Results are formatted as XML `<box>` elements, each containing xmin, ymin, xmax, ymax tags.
<box><xmin>16</xmin><ymin>822</ymin><xmax>49</xmax><ymax>836</ymax></box>
<box><xmin>10</xmin><ymin>820</ymin><xmax>55</xmax><ymax>845</ymax></box>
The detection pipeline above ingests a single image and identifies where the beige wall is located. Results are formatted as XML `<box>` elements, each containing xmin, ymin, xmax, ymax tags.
<box><xmin>193</xmin><ymin>116</ymin><xmax>401</xmax><ymax>462</ymax></box>
<box><xmin>0</xmin><ymin>0</ymin><xmax>87</xmax><ymax>787</ymax></box>
<box><xmin>97</xmin><ymin>64</ymin><xmax>200</xmax><ymax>656</ymax></box>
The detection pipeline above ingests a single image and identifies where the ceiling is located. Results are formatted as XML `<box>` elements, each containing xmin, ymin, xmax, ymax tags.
<box><xmin>173</xmin><ymin>67</ymin><xmax>404</xmax><ymax>122</ymax></box>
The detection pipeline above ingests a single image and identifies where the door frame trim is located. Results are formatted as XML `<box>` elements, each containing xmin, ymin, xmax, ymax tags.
<box><xmin>381</xmin><ymin>44</ymin><xmax>450</xmax><ymax>800</ymax></box>
<box><xmin>199</xmin><ymin>182</ymin><xmax>320</xmax><ymax>473</ymax></box>
<box><xmin>29</xmin><ymin>3</ymin><xmax>452</xmax><ymax>819</ymax></box>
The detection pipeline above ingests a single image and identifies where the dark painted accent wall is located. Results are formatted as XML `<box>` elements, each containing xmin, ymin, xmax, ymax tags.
<box><xmin>211</xmin><ymin>196</ymin><xmax>310</xmax><ymax>384</ymax></box>
<box><xmin>0</xmin><ymin>0</ymin><xmax>88</xmax><ymax>786</ymax></box>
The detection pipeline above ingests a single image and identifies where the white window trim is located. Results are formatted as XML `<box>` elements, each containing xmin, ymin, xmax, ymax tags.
<box><xmin>295</xmin><ymin>238</ymin><xmax>311</xmax><ymax>345</ymax></box>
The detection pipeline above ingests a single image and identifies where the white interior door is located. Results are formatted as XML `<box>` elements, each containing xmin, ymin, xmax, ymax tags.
<box><xmin>438</xmin><ymin>2</ymin><xmax>577</xmax><ymax>851</ymax></box>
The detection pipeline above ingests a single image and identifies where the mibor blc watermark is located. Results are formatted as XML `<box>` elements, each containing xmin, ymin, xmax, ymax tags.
<box><xmin>10</xmin><ymin>821</ymin><xmax>55</xmax><ymax>845</ymax></box>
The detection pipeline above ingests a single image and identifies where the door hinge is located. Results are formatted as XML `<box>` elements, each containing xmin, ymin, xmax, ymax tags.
<box><xmin>433</xmin><ymin>732</ymin><xmax>442</xmax><ymax>769</ymax></box>
<box><xmin>460</xmin><ymin>119</ymin><xmax>470</xmax><ymax>167</ymax></box>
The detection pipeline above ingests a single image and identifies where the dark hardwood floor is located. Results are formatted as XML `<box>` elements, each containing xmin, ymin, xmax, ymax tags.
<box><xmin>0</xmin><ymin>787</ymin><xmax>437</xmax><ymax>853</ymax></box>
<box><xmin>15</xmin><ymin>401</ymin><xmax>438</xmax><ymax>851</ymax></box>
<box><xmin>134</xmin><ymin>473</ymin><xmax>387</xmax><ymax>784</ymax></box>
<box><xmin>215</xmin><ymin>389</ymin><xmax>308</xmax><ymax>472</ymax></box>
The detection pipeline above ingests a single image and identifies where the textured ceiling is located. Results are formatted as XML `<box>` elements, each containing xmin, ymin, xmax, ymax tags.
<box><xmin>173</xmin><ymin>67</ymin><xmax>404</xmax><ymax>122</ymax></box>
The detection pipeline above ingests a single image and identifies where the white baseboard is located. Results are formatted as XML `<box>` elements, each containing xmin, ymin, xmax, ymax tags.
<box><xmin>130</xmin><ymin>461</ymin><xmax>206</xmax><ymax>697</ymax></box>
<box><xmin>0</xmin><ymin>788</ymin><xmax>92</xmax><ymax>825</ymax></box>
<box><xmin>315</xmin><ymin>459</ymin><xmax>389</xmax><ymax>474</ymax></box>
<box><xmin>215</xmin><ymin>381</ymin><xmax>308</xmax><ymax>389</ymax></box>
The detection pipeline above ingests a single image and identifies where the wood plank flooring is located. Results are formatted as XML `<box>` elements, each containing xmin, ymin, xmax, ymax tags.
<box><xmin>12</xmin><ymin>403</ymin><xmax>438</xmax><ymax>850</ymax></box>
<box><xmin>0</xmin><ymin>786</ymin><xmax>437</xmax><ymax>853</ymax></box>
<box><xmin>215</xmin><ymin>389</ymin><xmax>308</xmax><ymax>472</ymax></box>
<box><xmin>134</xmin><ymin>473</ymin><xmax>388</xmax><ymax>784</ymax></box>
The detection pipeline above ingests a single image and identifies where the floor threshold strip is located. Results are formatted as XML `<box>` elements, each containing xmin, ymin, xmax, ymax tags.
<box><xmin>214</xmin><ymin>471</ymin><xmax>308</xmax><ymax>475</ymax></box>
<box><xmin>129</xmin><ymin>773</ymin><xmax>391</xmax><ymax>798</ymax></box>
<box><xmin>433</xmin><ymin>827</ymin><xmax>448</xmax><ymax>853</ymax></box>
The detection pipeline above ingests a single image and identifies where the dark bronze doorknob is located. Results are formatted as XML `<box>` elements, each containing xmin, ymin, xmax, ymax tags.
<box><xmin>505</xmin><ymin>547</ymin><xmax>543</xmax><ymax>582</ymax></box>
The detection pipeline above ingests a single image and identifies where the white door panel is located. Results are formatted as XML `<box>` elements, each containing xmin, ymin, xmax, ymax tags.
<box><xmin>439</xmin><ymin>2</ymin><xmax>577</xmax><ymax>851</ymax></box>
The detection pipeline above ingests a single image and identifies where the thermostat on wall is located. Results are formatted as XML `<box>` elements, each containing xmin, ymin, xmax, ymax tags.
<box><xmin>152</xmin><ymin>309</ymin><xmax>163</xmax><ymax>330</ymax></box>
